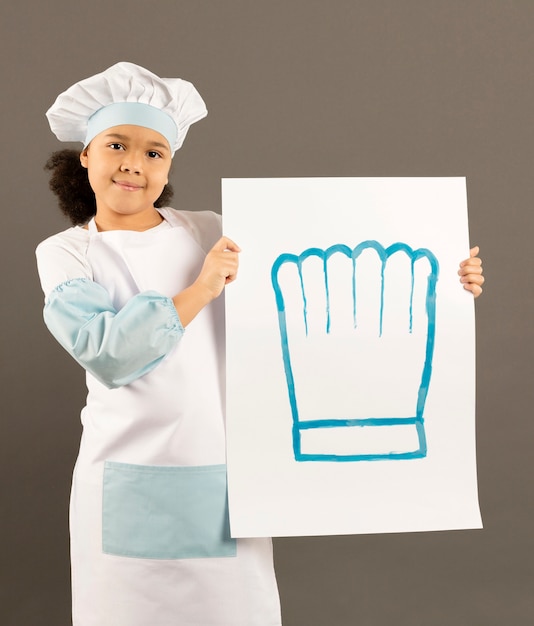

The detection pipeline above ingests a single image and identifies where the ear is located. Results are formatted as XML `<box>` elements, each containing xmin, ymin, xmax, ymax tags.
<box><xmin>80</xmin><ymin>149</ymin><xmax>89</xmax><ymax>169</ymax></box>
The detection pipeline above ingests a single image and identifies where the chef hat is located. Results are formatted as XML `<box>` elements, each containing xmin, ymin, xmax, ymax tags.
<box><xmin>46</xmin><ymin>61</ymin><xmax>207</xmax><ymax>155</ymax></box>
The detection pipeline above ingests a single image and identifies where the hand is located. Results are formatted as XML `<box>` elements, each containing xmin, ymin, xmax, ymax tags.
<box><xmin>172</xmin><ymin>236</ymin><xmax>241</xmax><ymax>327</ymax></box>
<box><xmin>458</xmin><ymin>246</ymin><xmax>484</xmax><ymax>298</ymax></box>
<box><xmin>194</xmin><ymin>236</ymin><xmax>241</xmax><ymax>300</ymax></box>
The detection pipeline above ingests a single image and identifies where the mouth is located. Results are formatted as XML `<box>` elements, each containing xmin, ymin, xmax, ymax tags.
<box><xmin>113</xmin><ymin>180</ymin><xmax>144</xmax><ymax>192</ymax></box>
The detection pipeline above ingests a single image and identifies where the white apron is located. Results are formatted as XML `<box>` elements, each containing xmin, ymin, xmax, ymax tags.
<box><xmin>70</xmin><ymin>212</ymin><xmax>280</xmax><ymax>626</ymax></box>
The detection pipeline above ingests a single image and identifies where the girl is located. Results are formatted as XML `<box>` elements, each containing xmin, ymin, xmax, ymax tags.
<box><xmin>36</xmin><ymin>62</ymin><xmax>484</xmax><ymax>626</ymax></box>
<box><xmin>37</xmin><ymin>62</ymin><xmax>281</xmax><ymax>626</ymax></box>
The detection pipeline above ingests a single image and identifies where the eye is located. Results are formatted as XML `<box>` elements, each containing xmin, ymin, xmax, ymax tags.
<box><xmin>108</xmin><ymin>143</ymin><xmax>125</xmax><ymax>151</ymax></box>
<box><xmin>147</xmin><ymin>150</ymin><xmax>162</xmax><ymax>159</ymax></box>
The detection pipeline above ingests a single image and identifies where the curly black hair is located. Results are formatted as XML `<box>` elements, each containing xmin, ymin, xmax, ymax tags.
<box><xmin>44</xmin><ymin>149</ymin><xmax>174</xmax><ymax>226</ymax></box>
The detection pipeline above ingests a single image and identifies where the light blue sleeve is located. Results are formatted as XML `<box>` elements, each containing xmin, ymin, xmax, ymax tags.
<box><xmin>43</xmin><ymin>278</ymin><xmax>184</xmax><ymax>389</ymax></box>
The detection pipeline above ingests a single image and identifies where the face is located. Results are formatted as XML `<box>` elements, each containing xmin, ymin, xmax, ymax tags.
<box><xmin>80</xmin><ymin>124</ymin><xmax>172</xmax><ymax>229</ymax></box>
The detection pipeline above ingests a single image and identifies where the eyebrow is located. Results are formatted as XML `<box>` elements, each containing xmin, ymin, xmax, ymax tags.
<box><xmin>104</xmin><ymin>133</ymin><xmax>170</xmax><ymax>152</ymax></box>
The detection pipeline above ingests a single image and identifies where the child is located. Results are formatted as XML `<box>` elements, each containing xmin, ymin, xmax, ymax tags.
<box><xmin>36</xmin><ymin>62</ymin><xmax>484</xmax><ymax>626</ymax></box>
<box><xmin>37</xmin><ymin>62</ymin><xmax>281</xmax><ymax>626</ymax></box>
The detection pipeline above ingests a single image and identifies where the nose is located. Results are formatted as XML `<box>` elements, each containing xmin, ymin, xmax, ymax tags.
<box><xmin>120</xmin><ymin>151</ymin><xmax>143</xmax><ymax>174</ymax></box>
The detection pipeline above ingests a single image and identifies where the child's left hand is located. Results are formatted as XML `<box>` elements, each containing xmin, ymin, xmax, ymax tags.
<box><xmin>458</xmin><ymin>246</ymin><xmax>484</xmax><ymax>298</ymax></box>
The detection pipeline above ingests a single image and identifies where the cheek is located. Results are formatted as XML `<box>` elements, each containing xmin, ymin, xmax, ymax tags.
<box><xmin>152</xmin><ymin>181</ymin><xmax>168</xmax><ymax>200</ymax></box>
<box><xmin>85</xmin><ymin>165</ymin><xmax>113</xmax><ymax>198</ymax></box>
<box><xmin>86</xmin><ymin>169</ymin><xmax>103</xmax><ymax>193</ymax></box>
<box><xmin>153</xmin><ymin>168</ymin><xmax>170</xmax><ymax>190</ymax></box>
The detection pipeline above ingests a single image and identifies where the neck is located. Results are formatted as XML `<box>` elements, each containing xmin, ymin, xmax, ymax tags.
<box><xmin>93</xmin><ymin>208</ymin><xmax>164</xmax><ymax>232</ymax></box>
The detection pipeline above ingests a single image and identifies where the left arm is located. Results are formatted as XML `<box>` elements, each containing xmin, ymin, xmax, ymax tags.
<box><xmin>458</xmin><ymin>245</ymin><xmax>484</xmax><ymax>298</ymax></box>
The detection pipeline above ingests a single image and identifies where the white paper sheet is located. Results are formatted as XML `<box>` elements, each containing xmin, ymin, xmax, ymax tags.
<box><xmin>223</xmin><ymin>177</ymin><xmax>482</xmax><ymax>537</ymax></box>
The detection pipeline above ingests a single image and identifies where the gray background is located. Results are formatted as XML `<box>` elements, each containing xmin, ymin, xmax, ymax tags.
<box><xmin>1</xmin><ymin>1</ymin><xmax>532</xmax><ymax>624</ymax></box>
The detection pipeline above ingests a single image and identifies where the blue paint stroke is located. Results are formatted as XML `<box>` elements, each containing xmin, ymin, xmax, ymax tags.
<box><xmin>271</xmin><ymin>241</ymin><xmax>439</xmax><ymax>462</ymax></box>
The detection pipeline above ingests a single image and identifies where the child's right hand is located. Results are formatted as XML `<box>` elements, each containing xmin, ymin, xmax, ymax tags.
<box><xmin>195</xmin><ymin>236</ymin><xmax>241</xmax><ymax>300</ymax></box>
<box><xmin>172</xmin><ymin>236</ymin><xmax>241</xmax><ymax>327</ymax></box>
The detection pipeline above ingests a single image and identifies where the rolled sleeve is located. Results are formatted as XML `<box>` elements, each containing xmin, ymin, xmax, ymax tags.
<box><xmin>44</xmin><ymin>278</ymin><xmax>184</xmax><ymax>388</ymax></box>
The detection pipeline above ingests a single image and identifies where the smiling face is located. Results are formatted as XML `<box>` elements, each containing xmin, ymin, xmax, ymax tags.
<box><xmin>80</xmin><ymin>124</ymin><xmax>172</xmax><ymax>231</ymax></box>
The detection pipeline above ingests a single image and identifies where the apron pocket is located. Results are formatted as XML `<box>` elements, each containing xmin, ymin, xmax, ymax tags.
<box><xmin>102</xmin><ymin>461</ymin><xmax>237</xmax><ymax>559</ymax></box>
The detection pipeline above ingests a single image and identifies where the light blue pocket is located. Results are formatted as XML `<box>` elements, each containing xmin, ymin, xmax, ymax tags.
<box><xmin>102</xmin><ymin>461</ymin><xmax>237</xmax><ymax>559</ymax></box>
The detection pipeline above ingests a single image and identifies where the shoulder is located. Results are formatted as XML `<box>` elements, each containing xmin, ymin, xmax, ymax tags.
<box><xmin>36</xmin><ymin>226</ymin><xmax>92</xmax><ymax>297</ymax></box>
<box><xmin>158</xmin><ymin>207</ymin><xmax>221</xmax><ymax>252</ymax></box>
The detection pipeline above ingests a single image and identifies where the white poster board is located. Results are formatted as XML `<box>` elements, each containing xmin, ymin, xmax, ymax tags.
<box><xmin>223</xmin><ymin>177</ymin><xmax>482</xmax><ymax>538</ymax></box>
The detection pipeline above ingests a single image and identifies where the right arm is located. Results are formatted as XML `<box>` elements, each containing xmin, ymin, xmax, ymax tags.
<box><xmin>36</xmin><ymin>233</ymin><xmax>240</xmax><ymax>389</ymax></box>
<box><xmin>42</xmin><ymin>278</ymin><xmax>184</xmax><ymax>389</ymax></box>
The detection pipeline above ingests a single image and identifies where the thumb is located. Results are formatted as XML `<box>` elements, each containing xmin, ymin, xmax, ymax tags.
<box><xmin>213</xmin><ymin>236</ymin><xmax>241</xmax><ymax>253</ymax></box>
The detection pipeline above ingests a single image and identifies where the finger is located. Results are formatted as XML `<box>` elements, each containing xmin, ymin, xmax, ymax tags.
<box><xmin>217</xmin><ymin>251</ymin><xmax>239</xmax><ymax>274</ymax></box>
<box><xmin>460</xmin><ymin>273</ymin><xmax>485</xmax><ymax>285</ymax></box>
<box><xmin>224</xmin><ymin>263</ymin><xmax>239</xmax><ymax>284</ymax></box>
<box><xmin>470</xmin><ymin>245</ymin><xmax>480</xmax><ymax>258</ymax></box>
<box><xmin>218</xmin><ymin>251</ymin><xmax>240</xmax><ymax>270</ymax></box>
<box><xmin>460</xmin><ymin>256</ymin><xmax>482</xmax><ymax>268</ymax></box>
<box><xmin>464</xmin><ymin>282</ymin><xmax>483</xmax><ymax>297</ymax></box>
<box><xmin>458</xmin><ymin>264</ymin><xmax>483</xmax><ymax>275</ymax></box>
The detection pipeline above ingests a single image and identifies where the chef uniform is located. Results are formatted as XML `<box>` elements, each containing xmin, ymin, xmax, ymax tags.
<box><xmin>37</xmin><ymin>62</ymin><xmax>281</xmax><ymax>626</ymax></box>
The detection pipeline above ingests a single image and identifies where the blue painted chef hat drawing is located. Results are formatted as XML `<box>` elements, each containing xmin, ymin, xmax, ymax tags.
<box><xmin>271</xmin><ymin>240</ymin><xmax>439</xmax><ymax>463</ymax></box>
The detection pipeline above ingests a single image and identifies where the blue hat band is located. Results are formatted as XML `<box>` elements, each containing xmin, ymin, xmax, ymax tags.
<box><xmin>85</xmin><ymin>102</ymin><xmax>178</xmax><ymax>151</ymax></box>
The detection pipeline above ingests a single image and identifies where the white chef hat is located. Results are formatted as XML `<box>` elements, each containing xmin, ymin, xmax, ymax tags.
<box><xmin>46</xmin><ymin>62</ymin><xmax>207</xmax><ymax>155</ymax></box>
